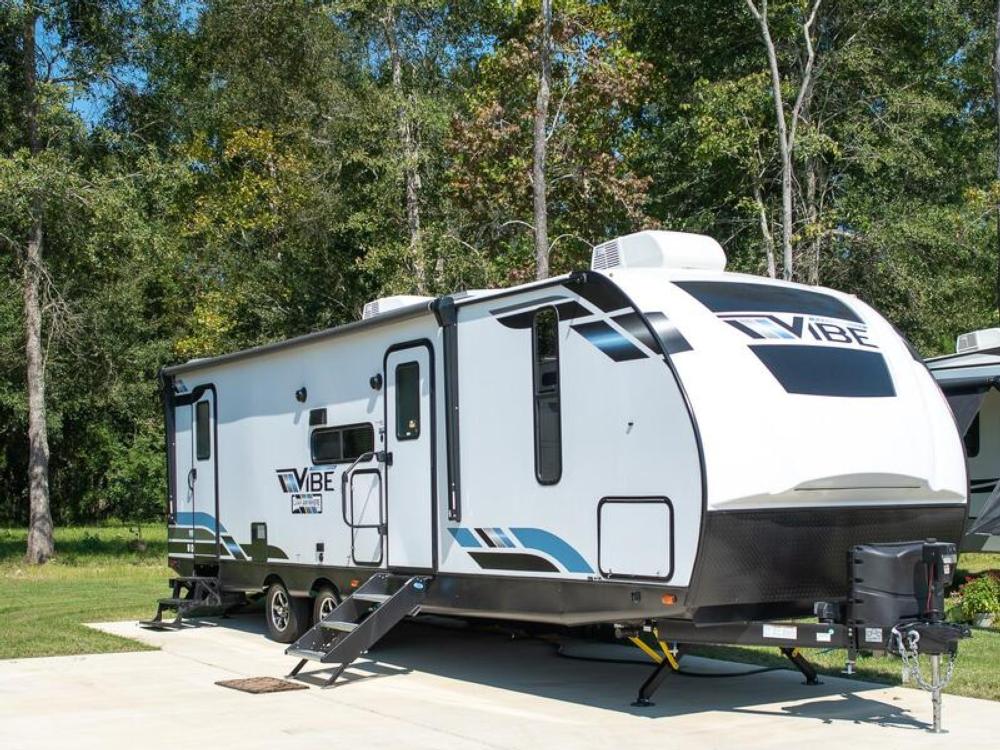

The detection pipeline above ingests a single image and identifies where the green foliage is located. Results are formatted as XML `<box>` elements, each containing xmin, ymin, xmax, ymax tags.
<box><xmin>958</xmin><ymin>572</ymin><xmax>1000</xmax><ymax>620</ymax></box>
<box><xmin>1</xmin><ymin>0</ymin><xmax>1000</xmax><ymax>525</ymax></box>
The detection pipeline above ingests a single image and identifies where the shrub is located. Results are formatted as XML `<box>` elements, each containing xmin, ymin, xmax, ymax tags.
<box><xmin>958</xmin><ymin>572</ymin><xmax>1000</xmax><ymax>621</ymax></box>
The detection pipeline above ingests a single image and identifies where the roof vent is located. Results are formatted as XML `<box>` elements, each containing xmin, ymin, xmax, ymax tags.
<box><xmin>590</xmin><ymin>230</ymin><xmax>726</xmax><ymax>272</ymax></box>
<box><xmin>957</xmin><ymin>328</ymin><xmax>1000</xmax><ymax>354</ymax></box>
<box><xmin>591</xmin><ymin>238</ymin><xmax>622</xmax><ymax>270</ymax></box>
<box><xmin>362</xmin><ymin>294</ymin><xmax>432</xmax><ymax>320</ymax></box>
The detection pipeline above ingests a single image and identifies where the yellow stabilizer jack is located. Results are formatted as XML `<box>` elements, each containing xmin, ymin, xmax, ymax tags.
<box><xmin>628</xmin><ymin>636</ymin><xmax>663</xmax><ymax>664</ymax></box>
<box><xmin>654</xmin><ymin>628</ymin><xmax>680</xmax><ymax>671</ymax></box>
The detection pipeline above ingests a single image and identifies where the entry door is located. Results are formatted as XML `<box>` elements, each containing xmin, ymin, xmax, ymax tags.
<box><xmin>174</xmin><ymin>402</ymin><xmax>194</xmax><ymax>553</ymax></box>
<box><xmin>190</xmin><ymin>390</ymin><xmax>218</xmax><ymax>562</ymax></box>
<box><xmin>385</xmin><ymin>345</ymin><xmax>434</xmax><ymax>570</ymax></box>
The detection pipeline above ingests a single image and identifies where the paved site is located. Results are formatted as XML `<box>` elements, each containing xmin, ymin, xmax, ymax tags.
<box><xmin>0</xmin><ymin>615</ymin><xmax>996</xmax><ymax>749</ymax></box>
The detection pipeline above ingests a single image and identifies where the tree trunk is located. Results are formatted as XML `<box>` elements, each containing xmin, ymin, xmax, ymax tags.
<box><xmin>746</xmin><ymin>0</ymin><xmax>821</xmax><ymax>283</ymax></box>
<box><xmin>805</xmin><ymin>157</ymin><xmax>820</xmax><ymax>285</ymax></box>
<box><xmin>384</xmin><ymin>5</ymin><xmax>425</xmax><ymax>293</ymax></box>
<box><xmin>532</xmin><ymin>0</ymin><xmax>552</xmax><ymax>280</ymax></box>
<box><xmin>747</xmin><ymin>1</ymin><xmax>794</xmax><ymax>281</ymax></box>
<box><xmin>22</xmin><ymin>5</ymin><xmax>54</xmax><ymax>564</ymax></box>
<box><xmin>752</xmin><ymin>180</ymin><xmax>777</xmax><ymax>279</ymax></box>
<box><xmin>994</xmin><ymin>0</ymin><xmax>1000</xmax><ymax>320</ymax></box>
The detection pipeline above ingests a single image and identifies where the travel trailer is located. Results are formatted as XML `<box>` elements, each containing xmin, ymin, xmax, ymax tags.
<box><xmin>927</xmin><ymin>329</ymin><xmax>1000</xmax><ymax>551</ymax></box>
<box><xmin>150</xmin><ymin>230</ymin><xmax>969</xmax><ymax>725</ymax></box>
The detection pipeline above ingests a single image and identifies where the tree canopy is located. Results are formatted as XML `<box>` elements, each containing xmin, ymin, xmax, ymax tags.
<box><xmin>1</xmin><ymin>0</ymin><xmax>998</xmax><ymax>527</ymax></box>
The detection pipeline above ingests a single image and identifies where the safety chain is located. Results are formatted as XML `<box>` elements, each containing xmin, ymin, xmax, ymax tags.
<box><xmin>891</xmin><ymin>626</ymin><xmax>957</xmax><ymax>692</ymax></box>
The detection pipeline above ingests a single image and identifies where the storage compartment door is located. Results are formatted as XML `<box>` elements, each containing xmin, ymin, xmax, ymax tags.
<box><xmin>598</xmin><ymin>498</ymin><xmax>673</xmax><ymax>580</ymax></box>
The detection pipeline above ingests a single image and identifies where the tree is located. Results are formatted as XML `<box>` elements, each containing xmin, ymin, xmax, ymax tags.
<box><xmin>383</xmin><ymin>4</ymin><xmax>426</xmax><ymax>291</ymax></box>
<box><xmin>1</xmin><ymin>1</ymin><xmax>161</xmax><ymax>550</ymax></box>
<box><xmin>994</xmin><ymin>0</ymin><xmax>1000</xmax><ymax>317</ymax></box>
<box><xmin>744</xmin><ymin>0</ymin><xmax>821</xmax><ymax>281</ymax></box>
<box><xmin>533</xmin><ymin>0</ymin><xmax>552</xmax><ymax>279</ymax></box>
<box><xmin>19</xmin><ymin>2</ymin><xmax>54</xmax><ymax>563</ymax></box>
<box><xmin>447</xmin><ymin>1</ymin><xmax>651</xmax><ymax>281</ymax></box>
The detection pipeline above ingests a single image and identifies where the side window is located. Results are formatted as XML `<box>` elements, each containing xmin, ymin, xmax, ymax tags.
<box><xmin>396</xmin><ymin>361</ymin><xmax>421</xmax><ymax>440</ymax></box>
<box><xmin>311</xmin><ymin>423</ymin><xmax>374</xmax><ymax>464</ymax></box>
<box><xmin>965</xmin><ymin>413</ymin><xmax>981</xmax><ymax>458</ymax></box>
<box><xmin>533</xmin><ymin>307</ymin><xmax>562</xmax><ymax>484</ymax></box>
<box><xmin>195</xmin><ymin>401</ymin><xmax>211</xmax><ymax>461</ymax></box>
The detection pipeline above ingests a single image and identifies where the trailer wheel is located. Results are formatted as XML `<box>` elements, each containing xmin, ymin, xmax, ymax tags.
<box><xmin>265</xmin><ymin>582</ymin><xmax>309</xmax><ymax>643</ymax></box>
<box><xmin>312</xmin><ymin>585</ymin><xmax>341</xmax><ymax>624</ymax></box>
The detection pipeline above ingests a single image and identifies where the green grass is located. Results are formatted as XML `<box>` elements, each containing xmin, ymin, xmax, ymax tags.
<box><xmin>2</xmin><ymin>528</ymin><xmax>999</xmax><ymax>703</ymax></box>
<box><xmin>689</xmin><ymin>552</ymin><xmax>1000</xmax><ymax>702</ymax></box>
<box><xmin>0</xmin><ymin>525</ymin><xmax>172</xmax><ymax>659</ymax></box>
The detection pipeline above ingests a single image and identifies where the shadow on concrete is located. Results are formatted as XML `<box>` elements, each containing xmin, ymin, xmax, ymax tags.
<box><xmin>196</xmin><ymin>612</ymin><xmax>928</xmax><ymax>730</ymax></box>
<box><xmin>731</xmin><ymin>692</ymin><xmax>925</xmax><ymax>731</ymax></box>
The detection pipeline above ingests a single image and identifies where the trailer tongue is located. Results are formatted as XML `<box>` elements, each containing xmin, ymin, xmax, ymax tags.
<box><xmin>620</xmin><ymin>539</ymin><xmax>969</xmax><ymax>733</ymax></box>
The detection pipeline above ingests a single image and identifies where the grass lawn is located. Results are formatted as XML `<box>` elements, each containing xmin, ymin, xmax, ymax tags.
<box><xmin>689</xmin><ymin>552</ymin><xmax>1000</xmax><ymax>702</ymax></box>
<box><xmin>0</xmin><ymin>525</ymin><xmax>172</xmax><ymax>659</ymax></box>
<box><xmin>1</xmin><ymin>527</ymin><xmax>999</xmax><ymax>703</ymax></box>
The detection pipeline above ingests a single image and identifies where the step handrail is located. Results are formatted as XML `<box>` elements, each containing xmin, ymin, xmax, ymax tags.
<box><xmin>340</xmin><ymin>451</ymin><xmax>383</xmax><ymax>531</ymax></box>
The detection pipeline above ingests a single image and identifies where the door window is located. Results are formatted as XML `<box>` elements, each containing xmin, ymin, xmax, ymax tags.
<box><xmin>195</xmin><ymin>401</ymin><xmax>211</xmax><ymax>461</ymax></box>
<box><xmin>533</xmin><ymin>307</ymin><xmax>562</xmax><ymax>484</ymax></box>
<box><xmin>396</xmin><ymin>361</ymin><xmax>421</xmax><ymax>440</ymax></box>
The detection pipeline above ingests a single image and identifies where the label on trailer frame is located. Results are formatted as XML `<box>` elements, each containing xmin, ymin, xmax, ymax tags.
<box><xmin>762</xmin><ymin>624</ymin><xmax>797</xmax><ymax>640</ymax></box>
<box><xmin>865</xmin><ymin>627</ymin><xmax>884</xmax><ymax>644</ymax></box>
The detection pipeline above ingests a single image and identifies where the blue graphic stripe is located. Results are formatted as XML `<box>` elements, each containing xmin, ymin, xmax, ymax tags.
<box><xmin>174</xmin><ymin>511</ymin><xmax>228</xmax><ymax>535</ymax></box>
<box><xmin>510</xmin><ymin>528</ymin><xmax>593</xmax><ymax>573</ymax></box>
<box><xmin>571</xmin><ymin>321</ymin><xmax>645</xmax><ymax>362</ymax></box>
<box><xmin>752</xmin><ymin>318</ymin><xmax>796</xmax><ymax>339</ymax></box>
<box><xmin>493</xmin><ymin>528</ymin><xmax>515</xmax><ymax>548</ymax></box>
<box><xmin>449</xmin><ymin>527</ymin><xmax>481</xmax><ymax>548</ymax></box>
<box><xmin>222</xmin><ymin>537</ymin><xmax>245</xmax><ymax>559</ymax></box>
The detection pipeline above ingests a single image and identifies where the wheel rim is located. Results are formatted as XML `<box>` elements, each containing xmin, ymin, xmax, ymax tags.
<box><xmin>271</xmin><ymin>589</ymin><xmax>290</xmax><ymax>632</ymax></box>
<box><xmin>319</xmin><ymin>595</ymin><xmax>336</xmax><ymax>620</ymax></box>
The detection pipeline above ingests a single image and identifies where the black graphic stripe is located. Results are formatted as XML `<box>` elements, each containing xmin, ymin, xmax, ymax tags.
<box><xmin>469</xmin><ymin>551</ymin><xmax>559</xmax><ymax>572</ymax></box>
<box><xmin>572</xmin><ymin>321</ymin><xmax>646</xmax><ymax>362</ymax></box>
<box><xmin>644</xmin><ymin>312</ymin><xmax>693</xmax><ymax>354</ymax></box>
<box><xmin>566</xmin><ymin>281</ymin><xmax>631</xmax><ymax>313</ymax></box>
<box><xmin>676</xmin><ymin>280</ymin><xmax>863</xmax><ymax>323</ymax></box>
<box><xmin>474</xmin><ymin>528</ymin><xmax>497</xmax><ymax>548</ymax></box>
<box><xmin>490</xmin><ymin>295</ymin><xmax>567</xmax><ymax>316</ymax></box>
<box><xmin>497</xmin><ymin>300</ymin><xmax>594</xmax><ymax>329</ymax></box>
<box><xmin>555</xmin><ymin>300</ymin><xmax>591</xmax><ymax>321</ymax></box>
<box><xmin>612</xmin><ymin>312</ymin><xmax>660</xmax><ymax>352</ymax></box>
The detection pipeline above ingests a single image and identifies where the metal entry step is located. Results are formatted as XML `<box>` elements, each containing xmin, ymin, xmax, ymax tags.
<box><xmin>286</xmin><ymin>573</ymin><xmax>432</xmax><ymax>687</ymax></box>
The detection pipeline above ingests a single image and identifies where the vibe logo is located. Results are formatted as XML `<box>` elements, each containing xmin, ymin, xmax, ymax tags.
<box><xmin>276</xmin><ymin>466</ymin><xmax>337</xmax><ymax>494</ymax></box>
<box><xmin>275</xmin><ymin>467</ymin><xmax>335</xmax><ymax>514</ymax></box>
<box><xmin>719</xmin><ymin>313</ymin><xmax>877</xmax><ymax>349</ymax></box>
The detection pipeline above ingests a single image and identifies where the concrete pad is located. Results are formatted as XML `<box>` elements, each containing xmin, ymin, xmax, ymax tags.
<box><xmin>0</xmin><ymin>615</ymin><xmax>996</xmax><ymax>749</ymax></box>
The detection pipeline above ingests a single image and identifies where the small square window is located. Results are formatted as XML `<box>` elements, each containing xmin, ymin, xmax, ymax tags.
<box><xmin>311</xmin><ymin>423</ymin><xmax>374</xmax><ymax>464</ymax></box>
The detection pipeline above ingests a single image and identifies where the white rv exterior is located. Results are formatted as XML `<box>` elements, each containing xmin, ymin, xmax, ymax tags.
<box><xmin>927</xmin><ymin>331</ymin><xmax>1000</xmax><ymax>552</ymax></box>
<box><xmin>162</xmin><ymin>230</ymin><xmax>967</xmax><ymax>637</ymax></box>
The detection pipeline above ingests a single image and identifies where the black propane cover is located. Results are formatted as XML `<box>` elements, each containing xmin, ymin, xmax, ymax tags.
<box><xmin>848</xmin><ymin>540</ymin><xmax>958</xmax><ymax>628</ymax></box>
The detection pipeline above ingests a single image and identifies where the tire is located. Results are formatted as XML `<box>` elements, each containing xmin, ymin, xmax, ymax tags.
<box><xmin>312</xmin><ymin>585</ymin><xmax>341</xmax><ymax>624</ymax></box>
<box><xmin>265</xmin><ymin>582</ymin><xmax>310</xmax><ymax>643</ymax></box>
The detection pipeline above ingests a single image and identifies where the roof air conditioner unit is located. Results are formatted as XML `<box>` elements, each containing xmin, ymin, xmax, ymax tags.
<box><xmin>956</xmin><ymin>328</ymin><xmax>1000</xmax><ymax>354</ymax></box>
<box><xmin>590</xmin><ymin>230</ymin><xmax>726</xmax><ymax>272</ymax></box>
<box><xmin>362</xmin><ymin>295</ymin><xmax>432</xmax><ymax>320</ymax></box>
